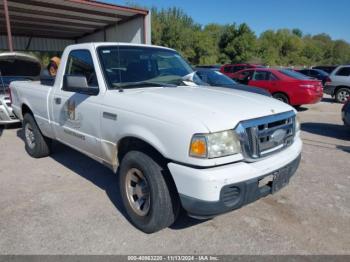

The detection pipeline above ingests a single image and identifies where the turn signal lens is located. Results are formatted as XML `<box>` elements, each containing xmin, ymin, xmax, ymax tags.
<box><xmin>189</xmin><ymin>136</ymin><xmax>207</xmax><ymax>158</ymax></box>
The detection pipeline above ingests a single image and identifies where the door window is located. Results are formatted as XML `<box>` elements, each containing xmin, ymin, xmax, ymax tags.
<box><xmin>232</xmin><ymin>66</ymin><xmax>245</xmax><ymax>73</ymax></box>
<box><xmin>253</xmin><ymin>71</ymin><xmax>269</xmax><ymax>81</ymax></box>
<box><xmin>223</xmin><ymin>66</ymin><xmax>232</xmax><ymax>73</ymax></box>
<box><xmin>65</xmin><ymin>50</ymin><xmax>98</xmax><ymax>86</ymax></box>
<box><xmin>269</xmin><ymin>72</ymin><xmax>278</xmax><ymax>80</ymax></box>
<box><xmin>335</xmin><ymin>67</ymin><xmax>350</xmax><ymax>76</ymax></box>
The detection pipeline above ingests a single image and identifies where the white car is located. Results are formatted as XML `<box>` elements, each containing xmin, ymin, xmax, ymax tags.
<box><xmin>10</xmin><ymin>43</ymin><xmax>302</xmax><ymax>233</ymax></box>
<box><xmin>0</xmin><ymin>52</ymin><xmax>41</xmax><ymax>125</ymax></box>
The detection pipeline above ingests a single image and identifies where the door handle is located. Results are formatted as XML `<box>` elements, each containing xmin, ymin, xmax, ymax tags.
<box><xmin>54</xmin><ymin>97</ymin><xmax>61</xmax><ymax>104</ymax></box>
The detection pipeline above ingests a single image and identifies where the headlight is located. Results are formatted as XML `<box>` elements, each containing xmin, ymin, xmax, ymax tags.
<box><xmin>189</xmin><ymin>130</ymin><xmax>241</xmax><ymax>158</ymax></box>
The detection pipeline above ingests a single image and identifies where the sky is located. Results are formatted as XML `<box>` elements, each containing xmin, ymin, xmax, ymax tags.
<box><xmin>105</xmin><ymin>0</ymin><xmax>350</xmax><ymax>43</ymax></box>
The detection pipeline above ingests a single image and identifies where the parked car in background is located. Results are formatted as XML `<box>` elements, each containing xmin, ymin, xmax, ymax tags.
<box><xmin>297</xmin><ymin>68</ymin><xmax>331</xmax><ymax>86</ymax></box>
<box><xmin>220</xmin><ymin>63</ymin><xmax>264</xmax><ymax>79</ymax></box>
<box><xmin>231</xmin><ymin>68</ymin><xmax>323</xmax><ymax>106</ymax></box>
<box><xmin>195</xmin><ymin>65</ymin><xmax>221</xmax><ymax>71</ymax></box>
<box><xmin>312</xmin><ymin>65</ymin><xmax>338</xmax><ymax>74</ymax></box>
<box><xmin>195</xmin><ymin>68</ymin><xmax>271</xmax><ymax>96</ymax></box>
<box><xmin>324</xmin><ymin>65</ymin><xmax>350</xmax><ymax>103</ymax></box>
<box><xmin>0</xmin><ymin>52</ymin><xmax>41</xmax><ymax>125</ymax></box>
<box><xmin>342</xmin><ymin>98</ymin><xmax>350</xmax><ymax>127</ymax></box>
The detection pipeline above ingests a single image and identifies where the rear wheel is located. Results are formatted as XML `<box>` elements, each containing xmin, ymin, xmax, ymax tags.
<box><xmin>335</xmin><ymin>88</ymin><xmax>350</xmax><ymax>103</ymax></box>
<box><xmin>23</xmin><ymin>113</ymin><xmax>51</xmax><ymax>158</ymax></box>
<box><xmin>273</xmin><ymin>93</ymin><xmax>289</xmax><ymax>104</ymax></box>
<box><xmin>119</xmin><ymin>151</ymin><xmax>179</xmax><ymax>233</ymax></box>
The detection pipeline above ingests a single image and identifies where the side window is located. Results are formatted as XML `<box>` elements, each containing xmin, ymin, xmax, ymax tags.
<box><xmin>269</xmin><ymin>73</ymin><xmax>278</xmax><ymax>80</ymax></box>
<box><xmin>253</xmin><ymin>71</ymin><xmax>269</xmax><ymax>81</ymax></box>
<box><xmin>309</xmin><ymin>70</ymin><xmax>319</xmax><ymax>77</ymax></box>
<box><xmin>299</xmin><ymin>70</ymin><xmax>308</xmax><ymax>76</ymax></box>
<box><xmin>335</xmin><ymin>67</ymin><xmax>350</xmax><ymax>76</ymax></box>
<box><xmin>224</xmin><ymin>66</ymin><xmax>232</xmax><ymax>73</ymax></box>
<box><xmin>233</xmin><ymin>66</ymin><xmax>244</xmax><ymax>73</ymax></box>
<box><xmin>238</xmin><ymin>70</ymin><xmax>253</xmax><ymax>81</ymax></box>
<box><xmin>65</xmin><ymin>50</ymin><xmax>98</xmax><ymax>86</ymax></box>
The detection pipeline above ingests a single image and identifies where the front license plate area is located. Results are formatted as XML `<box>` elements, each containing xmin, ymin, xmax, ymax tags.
<box><xmin>272</xmin><ymin>167</ymin><xmax>290</xmax><ymax>193</ymax></box>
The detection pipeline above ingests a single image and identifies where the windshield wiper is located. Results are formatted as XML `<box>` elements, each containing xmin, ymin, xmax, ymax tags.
<box><xmin>112</xmin><ymin>81</ymin><xmax>177</xmax><ymax>90</ymax></box>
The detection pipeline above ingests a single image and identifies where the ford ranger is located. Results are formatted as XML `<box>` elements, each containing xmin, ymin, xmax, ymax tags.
<box><xmin>10</xmin><ymin>43</ymin><xmax>302</xmax><ymax>233</ymax></box>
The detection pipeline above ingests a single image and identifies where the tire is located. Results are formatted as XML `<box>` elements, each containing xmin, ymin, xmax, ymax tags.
<box><xmin>23</xmin><ymin>113</ymin><xmax>51</xmax><ymax>158</ymax></box>
<box><xmin>273</xmin><ymin>93</ymin><xmax>289</xmax><ymax>104</ymax></box>
<box><xmin>119</xmin><ymin>151</ymin><xmax>179</xmax><ymax>233</ymax></box>
<box><xmin>335</xmin><ymin>88</ymin><xmax>350</xmax><ymax>103</ymax></box>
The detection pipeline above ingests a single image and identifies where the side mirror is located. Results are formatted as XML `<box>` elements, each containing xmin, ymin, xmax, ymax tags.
<box><xmin>63</xmin><ymin>75</ymin><xmax>99</xmax><ymax>95</ymax></box>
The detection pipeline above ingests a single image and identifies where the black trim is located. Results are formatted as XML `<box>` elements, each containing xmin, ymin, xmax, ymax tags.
<box><xmin>103</xmin><ymin>112</ymin><xmax>117</xmax><ymax>121</ymax></box>
<box><xmin>168</xmin><ymin>159</ymin><xmax>242</xmax><ymax>169</ymax></box>
<box><xmin>179</xmin><ymin>154</ymin><xmax>301</xmax><ymax>218</ymax></box>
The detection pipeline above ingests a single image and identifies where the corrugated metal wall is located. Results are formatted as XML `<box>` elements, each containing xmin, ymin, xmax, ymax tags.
<box><xmin>0</xmin><ymin>35</ymin><xmax>74</xmax><ymax>51</ymax></box>
<box><xmin>0</xmin><ymin>12</ymin><xmax>151</xmax><ymax>51</ymax></box>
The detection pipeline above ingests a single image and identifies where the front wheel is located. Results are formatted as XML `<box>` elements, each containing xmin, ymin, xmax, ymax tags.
<box><xmin>23</xmin><ymin>113</ymin><xmax>51</xmax><ymax>158</ymax></box>
<box><xmin>119</xmin><ymin>151</ymin><xmax>179</xmax><ymax>233</ymax></box>
<box><xmin>335</xmin><ymin>88</ymin><xmax>350</xmax><ymax>103</ymax></box>
<box><xmin>273</xmin><ymin>93</ymin><xmax>290</xmax><ymax>104</ymax></box>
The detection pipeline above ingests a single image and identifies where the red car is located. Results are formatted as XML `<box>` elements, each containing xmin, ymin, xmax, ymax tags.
<box><xmin>220</xmin><ymin>63</ymin><xmax>263</xmax><ymax>79</ymax></box>
<box><xmin>231</xmin><ymin>68</ymin><xmax>323</xmax><ymax>106</ymax></box>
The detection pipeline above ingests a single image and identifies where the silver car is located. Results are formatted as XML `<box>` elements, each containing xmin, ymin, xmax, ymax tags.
<box><xmin>0</xmin><ymin>52</ymin><xmax>41</xmax><ymax>125</ymax></box>
<box><xmin>324</xmin><ymin>65</ymin><xmax>350</xmax><ymax>103</ymax></box>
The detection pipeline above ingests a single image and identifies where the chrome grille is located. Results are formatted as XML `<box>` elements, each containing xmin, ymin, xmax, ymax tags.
<box><xmin>236</xmin><ymin>111</ymin><xmax>296</xmax><ymax>161</ymax></box>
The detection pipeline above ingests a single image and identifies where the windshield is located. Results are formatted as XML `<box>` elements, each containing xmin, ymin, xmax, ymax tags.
<box><xmin>197</xmin><ymin>70</ymin><xmax>237</xmax><ymax>86</ymax></box>
<box><xmin>279</xmin><ymin>69</ymin><xmax>311</xmax><ymax>80</ymax></box>
<box><xmin>98</xmin><ymin>46</ymin><xmax>196</xmax><ymax>89</ymax></box>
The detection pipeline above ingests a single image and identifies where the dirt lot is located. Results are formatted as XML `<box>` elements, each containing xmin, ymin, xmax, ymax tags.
<box><xmin>0</xmin><ymin>96</ymin><xmax>349</xmax><ymax>255</ymax></box>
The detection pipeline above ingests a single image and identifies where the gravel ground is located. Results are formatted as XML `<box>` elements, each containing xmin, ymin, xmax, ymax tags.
<box><xmin>0</xmin><ymin>97</ymin><xmax>349</xmax><ymax>255</ymax></box>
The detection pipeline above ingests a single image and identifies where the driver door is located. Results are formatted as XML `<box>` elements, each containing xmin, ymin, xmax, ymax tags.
<box><xmin>248</xmin><ymin>70</ymin><xmax>277</xmax><ymax>93</ymax></box>
<box><xmin>52</xmin><ymin>49</ymin><xmax>102</xmax><ymax>158</ymax></box>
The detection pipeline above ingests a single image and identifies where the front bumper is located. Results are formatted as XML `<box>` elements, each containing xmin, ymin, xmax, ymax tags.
<box><xmin>180</xmin><ymin>154</ymin><xmax>300</xmax><ymax>218</ymax></box>
<box><xmin>168</xmin><ymin>136</ymin><xmax>302</xmax><ymax>218</ymax></box>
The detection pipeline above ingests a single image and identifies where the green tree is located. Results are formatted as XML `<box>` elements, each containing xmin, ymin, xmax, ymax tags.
<box><xmin>219</xmin><ymin>23</ymin><xmax>257</xmax><ymax>63</ymax></box>
<box><xmin>136</xmin><ymin>4</ymin><xmax>350</xmax><ymax>66</ymax></box>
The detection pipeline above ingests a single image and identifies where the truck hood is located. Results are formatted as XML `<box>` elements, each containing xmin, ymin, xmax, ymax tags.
<box><xmin>115</xmin><ymin>86</ymin><xmax>295</xmax><ymax>132</ymax></box>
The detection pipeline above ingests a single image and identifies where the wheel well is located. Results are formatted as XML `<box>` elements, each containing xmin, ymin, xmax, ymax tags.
<box><xmin>117</xmin><ymin>137</ymin><xmax>167</xmax><ymax>165</ymax></box>
<box><xmin>272</xmin><ymin>92</ymin><xmax>289</xmax><ymax>100</ymax></box>
<box><xmin>117</xmin><ymin>137</ymin><xmax>179</xmax><ymax>197</ymax></box>
<box><xmin>21</xmin><ymin>104</ymin><xmax>33</xmax><ymax>117</ymax></box>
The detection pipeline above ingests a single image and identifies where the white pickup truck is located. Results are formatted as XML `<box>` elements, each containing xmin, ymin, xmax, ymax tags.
<box><xmin>10</xmin><ymin>43</ymin><xmax>302</xmax><ymax>233</ymax></box>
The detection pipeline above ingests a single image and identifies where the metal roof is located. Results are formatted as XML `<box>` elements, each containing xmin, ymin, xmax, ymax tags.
<box><xmin>0</xmin><ymin>0</ymin><xmax>149</xmax><ymax>40</ymax></box>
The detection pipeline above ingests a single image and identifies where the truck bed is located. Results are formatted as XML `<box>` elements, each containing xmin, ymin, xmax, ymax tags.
<box><xmin>11</xmin><ymin>80</ymin><xmax>53</xmax><ymax>136</ymax></box>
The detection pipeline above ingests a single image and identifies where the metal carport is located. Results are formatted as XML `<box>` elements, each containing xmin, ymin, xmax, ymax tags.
<box><xmin>0</xmin><ymin>0</ymin><xmax>151</xmax><ymax>52</ymax></box>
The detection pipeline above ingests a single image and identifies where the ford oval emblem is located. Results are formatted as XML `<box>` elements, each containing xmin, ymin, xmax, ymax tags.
<box><xmin>271</xmin><ymin>129</ymin><xmax>287</xmax><ymax>144</ymax></box>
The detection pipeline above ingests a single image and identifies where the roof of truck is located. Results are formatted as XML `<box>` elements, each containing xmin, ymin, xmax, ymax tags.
<box><xmin>67</xmin><ymin>42</ymin><xmax>176</xmax><ymax>52</ymax></box>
